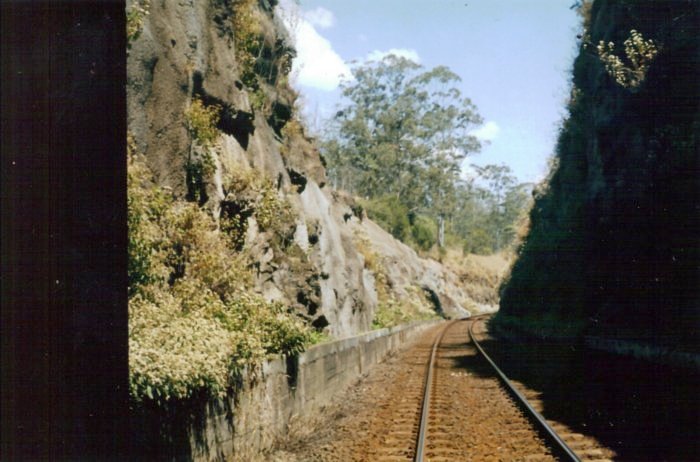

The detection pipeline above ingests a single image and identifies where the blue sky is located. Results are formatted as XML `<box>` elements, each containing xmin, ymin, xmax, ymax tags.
<box><xmin>278</xmin><ymin>0</ymin><xmax>582</xmax><ymax>183</ymax></box>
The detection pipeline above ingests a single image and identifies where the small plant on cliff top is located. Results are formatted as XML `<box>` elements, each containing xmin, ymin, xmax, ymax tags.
<box><xmin>597</xmin><ymin>30</ymin><xmax>659</xmax><ymax>89</ymax></box>
<box><xmin>232</xmin><ymin>0</ymin><xmax>263</xmax><ymax>89</ymax></box>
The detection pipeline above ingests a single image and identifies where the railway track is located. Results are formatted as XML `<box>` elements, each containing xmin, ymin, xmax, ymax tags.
<box><xmin>467</xmin><ymin>318</ymin><xmax>616</xmax><ymax>462</ymax></box>
<box><xmin>278</xmin><ymin>317</ymin><xmax>615</xmax><ymax>461</ymax></box>
<box><xmin>408</xmin><ymin>317</ymin><xmax>570</xmax><ymax>461</ymax></box>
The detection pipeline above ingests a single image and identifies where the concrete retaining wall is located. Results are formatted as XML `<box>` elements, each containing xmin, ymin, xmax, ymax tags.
<box><xmin>585</xmin><ymin>336</ymin><xmax>700</xmax><ymax>370</ymax></box>
<box><xmin>134</xmin><ymin>319</ymin><xmax>441</xmax><ymax>461</ymax></box>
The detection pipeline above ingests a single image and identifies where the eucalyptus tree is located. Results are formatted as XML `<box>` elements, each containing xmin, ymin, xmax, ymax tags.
<box><xmin>470</xmin><ymin>164</ymin><xmax>532</xmax><ymax>251</ymax></box>
<box><xmin>322</xmin><ymin>55</ymin><xmax>484</xmax><ymax>246</ymax></box>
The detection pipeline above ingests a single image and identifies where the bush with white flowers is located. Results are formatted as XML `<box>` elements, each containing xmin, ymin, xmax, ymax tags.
<box><xmin>597</xmin><ymin>30</ymin><xmax>659</xmax><ymax>89</ymax></box>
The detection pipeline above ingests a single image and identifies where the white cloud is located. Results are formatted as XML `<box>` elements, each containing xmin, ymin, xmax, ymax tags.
<box><xmin>278</xmin><ymin>1</ymin><xmax>351</xmax><ymax>91</ymax></box>
<box><xmin>366</xmin><ymin>48</ymin><xmax>421</xmax><ymax>63</ymax></box>
<box><xmin>470</xmin><ymin>121</ymin><xmax>500</xmax><ymax>141</ymax></box>
<box><xmin>304</xmin><ymin>7</ymin><xmax>335</xmax><ymax>29</ymax></box>
<box><xmin>293</xmin><ymin>22</ymin><xmax>351</xmax><ymax>90</ymax></box>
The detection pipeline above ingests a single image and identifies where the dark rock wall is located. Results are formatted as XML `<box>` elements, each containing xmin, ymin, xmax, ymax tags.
<box><xmin>498</xmin><ymin>0</ymin><xmax>700</xmax><ymax>349</ymax></box>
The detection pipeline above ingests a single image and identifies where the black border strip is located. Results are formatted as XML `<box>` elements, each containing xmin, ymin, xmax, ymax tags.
<box><xmin>2</xmin><ymin>2</ymin><xmax>129</xmax><ymax>459</ymax></box>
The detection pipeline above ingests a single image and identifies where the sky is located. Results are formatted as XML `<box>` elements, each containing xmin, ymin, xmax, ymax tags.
<box><xmin>278</xmin><ymin>0</ymin><xmax>583</xmax><ymax>183</ymax></box>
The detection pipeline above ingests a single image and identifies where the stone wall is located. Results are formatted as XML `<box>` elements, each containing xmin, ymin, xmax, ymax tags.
<box><xmin>585</xmin><ymin>336</ymin><xmax>700</xmax><ymax>371</ymax></box>
<box><xmin>133</xmin><ymin>319</ymin><xmax>442</xmax><ymax>461</ymax></box>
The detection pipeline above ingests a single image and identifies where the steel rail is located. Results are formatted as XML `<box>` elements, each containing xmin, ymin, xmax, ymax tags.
<box><xmin>468</xmin><ymin>320</ymin><xmax>581</xmax><ymax>462</ymax></box>
<box><xmin>414</xmin><ymin>320</ymin><xmax>456</xmax><ymax>462</ymax></box>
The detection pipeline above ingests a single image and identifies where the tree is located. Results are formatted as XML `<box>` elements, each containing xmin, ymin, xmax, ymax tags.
<box><xmin>442</xmin><ymin>164</ymin><xmax>533</xmax><ymax>254</ymax></box>
<box><xmin>322</xmin><ymin>56</ymin><xmax>532</xmax><ymax>254</ymax></box>
<box><xmin>322</xmin><ymin>55</ymin><xmax>483</xmax><ymax>233</ymax></box>
<box><xmin>473</xmin><ymin>164</ymin><xmax>513</xmax><ymax>250</ymax></box>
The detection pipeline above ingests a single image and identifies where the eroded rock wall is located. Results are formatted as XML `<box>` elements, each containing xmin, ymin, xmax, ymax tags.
<box><xmin>127</xmin><ymin>0</ymin><xmax>487</xmax><ymax>339</ymax></box>
<box><xmin>128</xmin><ymin>0</ymin><xmax>367</xmax><ymax>337</ymax></box>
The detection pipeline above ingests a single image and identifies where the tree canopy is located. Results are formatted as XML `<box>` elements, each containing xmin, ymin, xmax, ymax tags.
<box><xmin>321</xmin><ymin>55</ymin><xmax>532</xmax><ymax>254</ymax></box>
<box><xmin>324</xmin><ymin>55</ymin><xmax>482</xmax><ymax>211</ymax></box>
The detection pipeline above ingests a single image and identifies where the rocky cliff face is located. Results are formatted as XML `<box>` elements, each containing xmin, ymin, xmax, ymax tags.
<box><xmin>127</xmin><ymin>0</ymin><xmax>490</xmax><ymax>338</ymax></box>
<box><xmin>351</xmin><ymin>218</ymin><xmax>499</xmax><ymax>319</ymax></box>
<box><xmin>497</xmin><ymin>0</ymin><xmax>699</xmax><ymax>347</ymax></box>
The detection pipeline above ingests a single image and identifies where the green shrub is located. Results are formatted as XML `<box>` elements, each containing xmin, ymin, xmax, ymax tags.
<box><xmin>308</xmin><ymin>330</ymin><xmax>332</xmax><ymax>345</ymax></box>
<box><xmin>371</xmin><ymin>284</ymin><xmax>437</xmax><ymax>329</ymax></box>
<box><xmin>463</xmin><ymin>228</ymin><xmax>493</xmax><ymax>255</ymax></box>
<box><xmin>127</xmin><ymin>146</ymin><xmax>172</xmax><ymax>294</ymax></box>
<box><xmin>185</xmin><ymin>160</ymin><xmax>212</xmax><ymax>204</ymax></box>
<box><xmin>597</xmin><ymin>30</ymin><xmax>658</xmax><ymax>89</ymax></box>
<box><xmin>256</xmin><ymin>179</ymin><xmax>290</xmax><ymax>231</ymax></box>
<box><xmin>185</xmin><ymin>98</ymin><xmax>221</xmax><ymax>147</ymax></box>
<box><xmin>371</xmin><ymin>297</ymin><xmax>407</xmax><ymax>329</ymax></box>
<box><xmin>410</xmin><ymin>215</ymin><xmax>437</xmax><ymax>251</ymax></box>
<box><xmin>220</xmin><ymin>212</ymin><xmax>248</xmax><ymax>250</ymax></box>
<box><xmin>232</xmin><ymin>0</ymin><xmax>263</xmax><ymax>89</ymax></box>
<box><xmin>249</xmin><ymin>87</ymin><xmax>267</xmax><ymax>112</ymax></box>
<box><xmin>362</xmin><ymin>195</ymin><xmax>411</xmax><ymax>242</ymax></box>
<box><xmin>183</xmin><ymin>98</ymin><xmax>221</xmax><ymax>202</ymax></box>
<box><xmin>128</xmin><ymin>156</ymin><xmax>311</xmax><ymax>406</ymax></box>
<box><xmin>222</xmin><ymin>169</ymin><xmax>295</xmax><ymax>237</ymax></box>
<box><xmin>354</xmin><ymin>232</ymin><xmax>437</xmax><ymax>329</ymax></box>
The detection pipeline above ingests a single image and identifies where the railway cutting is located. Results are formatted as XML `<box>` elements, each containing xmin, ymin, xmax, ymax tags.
<box><xmin>276</xmin><ymin>317</ymin><xmax>618</xmax><ymax>461</ymax></box>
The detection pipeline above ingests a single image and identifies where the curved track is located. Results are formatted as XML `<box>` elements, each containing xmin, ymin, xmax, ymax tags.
<box><xmin>414</xmin><ymin>317</ymin><xmax>580</xmax><ymax>461</ymax></box>
<box><xmin>277</xmin><ymin>317</ymin><xmax>615</xmax><ymax>461</ymax></box>
<box><xmin>414</xmin><ymin>320</ymin><xmax>456</xmax><ymax>461</ymax></box>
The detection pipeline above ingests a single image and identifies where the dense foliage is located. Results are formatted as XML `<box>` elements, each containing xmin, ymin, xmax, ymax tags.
<box><xmin>126</xmin><ymin>0</ymin><xmax>150</xmax><ymax>46</ymax></box>
<box><xmin>126</xmin><ymin>0</ymin><xmax>318</xmax><ymax>407</ymax></box>
<box><xmin>324</xmin><ymin>56</ymin><xmax>482</xmax><ymax>211</ymax></box>
<box><xmin>455</xmin><ymin>165</ymin><xmax>532</xmax><ymax>254</ymax></box>
<box><xmin>185</xmin><ymin>97</ymin><xmax>222</xmax><ymax>147</ymax></box>
<box><xmin>128</xmin><ymin>152</ymin><xmax>312</xmax><ymax>405</ymax></box>
<box><xmin>322</xmin><ymin>55</ymin><xmax>531</xmax><ymax>254</ymax></box>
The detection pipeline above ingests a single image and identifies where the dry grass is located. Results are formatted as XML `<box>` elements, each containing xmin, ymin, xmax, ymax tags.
<box><xmin>441</xmin><ymin>248</ymin><xmax>510</xmax><ymax>307</ymax></box>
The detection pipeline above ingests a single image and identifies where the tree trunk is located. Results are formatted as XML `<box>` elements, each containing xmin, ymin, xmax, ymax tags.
<box><xmin>438</xmin><ymin>215</ymin><xmax>445</xmax><ymax>248</ymax></box>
